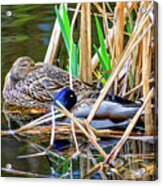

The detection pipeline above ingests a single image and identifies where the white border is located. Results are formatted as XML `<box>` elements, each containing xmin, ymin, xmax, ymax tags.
<box><xmin>0</xmin><ymin>0</ymin><xmax>162</xmax><ymax>186</ymax></box>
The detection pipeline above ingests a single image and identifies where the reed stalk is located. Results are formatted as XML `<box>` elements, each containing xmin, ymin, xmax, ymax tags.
<box><xmin>71</xmin><ymin>119</ymin><xmax>80</xmax><ymax>153</ymax></box>
<box><xmin>1</xmin><ymin>168</ymin><xmax>46</xmax><ymax>178</ymax></box>
<box><xmin>44</xmin><ymin>4</ymin><xmax>64</xmax><ymax>64</ymax></box>
<box><xmin>113</xmin><ymin>2</ymin><xmax>125</xmax><ymax>94</ymax></box>
<box><xmin>142</xmin><ymin>2</ymin><xmax>154</xmax><ymax>135</ymax></box>
<box><xmin>115</xmin><ymin>2</ymin><xmax>125</xmax><ymax>58</ymax></box>
<box><xmin>2</xmin><ymin>125</ymin><xmax>154</xmax><ymax>141</ymax></box>
<box><xmin>79</xmin><ymin>3</ymin><xmax>92</xmax><ymax>85</ymax></box>
<box><xmin>68</xmin><ymin>7</ymin><xmax>113</xmax><ymax>19</ymax></box>
<box><xmin>123</xmin><ymin>78</ymin><xmax>154</xmax><ymax>97</ymax></box>
<box><xmin>87</xmin><ymin>149</ymin><xmax>107</xmax><ymax>180</ymax></box>
<box><xmin>50</xmin><ymin>105</ymin><xmax>56</xmax><ymax>146</ymax></box>
<box><xmin>69</xmin><ymin>3</ymin><xmax>81</xmax><ymax>89</ymax></box>
<box><xmin>102</xmin><ymin>3</ymin><xmax>114</xmax><ymax>59</ymax></box>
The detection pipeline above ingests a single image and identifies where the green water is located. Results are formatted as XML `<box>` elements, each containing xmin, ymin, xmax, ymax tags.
<box><xmin>1</xmin><ymin>4</ymin><xmax>57</xmax><ymax>177</ymax></box>
<box><xmin>1</xmin><ymin>4</ymin><xmax>157</xmax><ymax>180</ymax></box>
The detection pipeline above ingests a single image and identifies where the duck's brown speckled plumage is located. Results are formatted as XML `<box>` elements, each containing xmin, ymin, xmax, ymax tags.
<box><xmin>3</xmin><ymin>56</ymin><xmax>91</xmax><ymax>107</ymax></box>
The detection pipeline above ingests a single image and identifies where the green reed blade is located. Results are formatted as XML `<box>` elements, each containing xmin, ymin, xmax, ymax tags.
<box><xmin>55</xmin><ymin>6</ymin><xmax>70</xmax><ymax>53</ymax></box>
<box><xmin>95</xmin><ymin>16</ymin><xmax>111</xmax><ymax>71</ymax></box>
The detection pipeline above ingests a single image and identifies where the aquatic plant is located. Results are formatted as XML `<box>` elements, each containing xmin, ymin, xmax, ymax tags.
<box><xmin>94</xmin><ymin>16</ymin><xmax>112</xmax><ymax>82</ymax></box>
<box><xmin>55</xmin><ymin>4</ymin><xmax>79</xmax><ymax>77</ymax></box>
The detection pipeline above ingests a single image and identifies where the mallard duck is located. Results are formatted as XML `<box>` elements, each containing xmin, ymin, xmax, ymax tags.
<box><xmin>54</xmin><ymin>88</ymin><xmax>144</xmax><ymax>131</ymax></box>
<box><xmin>51</xmin><ymin>88</ymin><xmax>141</xmax><ymax>122</ymax></box>
<box><xmin>3</xmin><ymin>56</ymin><xmax>91</xmax><ymax>108</ymax></box>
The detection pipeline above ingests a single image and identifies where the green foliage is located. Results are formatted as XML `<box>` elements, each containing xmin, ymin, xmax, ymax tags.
<box><xmin>71</xmin><ymin>41</ymin><xmax>80</xmax><ymax>77</ymax></box>
<box><xmin>55</xmin><ymin>5</ymin><xmax>79</xmax><ymax>77</ymax></box>
<box><xmin>126</xmin><ymin>18</ymin><xmax>131</xmax><ymax>37</ymax></box>
<box><xmin>129</xmin><ymin>69</ymin><xmax>134</xmax><ymax>89</ymax></box>
<box><xmin>125</xmin><ymin>10</ymin><xmax>136</xmax><ymax>37</ymax></box>
<box><xmin>126</xmin><ymin>11</ymin><xmax>135</xmax><ymax>89</ymax></box>
<box><xmin>62</xmin><ymin>5</ymin><xmax>71</xmax><ymax>39</ymax></box>
<box><xmin>62</xmin><ymin>159</ymin><xmax>70</xmax><ymax>174</ymax></box>
<box><xmin>96</xmin><ymin>155</ymin><xmax>104</xmax><ymax>163</ymax></box>
<box><xmin>94</xmin><ymin>16</ymin><xmax>112</xmax><ymax>81</ymax></box>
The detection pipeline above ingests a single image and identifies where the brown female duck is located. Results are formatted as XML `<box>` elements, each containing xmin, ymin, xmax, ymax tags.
<box><xmin>3</xmin><ymin>56</ymin><xmax>91</xmax><ymax>108</ymax></box>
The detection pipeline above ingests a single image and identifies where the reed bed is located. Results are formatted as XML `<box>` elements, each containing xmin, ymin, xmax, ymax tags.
<box><xmin>1</xmin><ymin>1</ymin><xmax>157</xmax><ymax>180</ymax></box>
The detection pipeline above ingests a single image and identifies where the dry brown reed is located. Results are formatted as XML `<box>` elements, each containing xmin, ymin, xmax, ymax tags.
<box><xmin>142</xmin><ymin>2</ymin><xmax>154</xmax><ymax>135</ymax></box>
<box><xmin>113</xmin><ymin>2</ymin><xmax>125</xmax><ymax>94</ymax></box>
<box><xmin>1</xmin><ymin>168</ymin><xmax>46</xmax><ymax>178</ymax></box>
<box><xmin>44</xmin><ymin>4</ymin><xmax>64</xmax><ymax>64</ymax></box>
<box><xmin>87</xmin><ymin>2</ymin><xmax>154</xmax><ymax>125</ymax></box>
<box><xmin>69</xmin><ymin>3</ymin><xmax>81</xmax><ymax>90</ymax></box>
<box><xmin>79</xmin><ymin>3</ymin><xmax>92</xmax><ymax>85</ymax></box>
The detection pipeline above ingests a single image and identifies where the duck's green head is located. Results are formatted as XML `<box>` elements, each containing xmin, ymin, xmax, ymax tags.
<box><xmin>10</xmin><ymin>56</ymin><xmax>35</xmax><ymax>82</ymax></box>
<box><xmin>53</xmin><ymin>88</ymin><xmax>77</xmax><ymax>110</ymax></box>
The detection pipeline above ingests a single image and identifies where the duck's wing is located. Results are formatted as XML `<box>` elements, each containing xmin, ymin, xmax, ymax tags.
<box><xmin>73</xmin><ymin>99</ymin><xmax>141</xmax><ymax>122</ymax></box>
<box><xmin>83</xmin><ymin>91</ymin><xmax>142</xmax><ymax>107</ymax></box>
<box><xmin>106</xmin><ymin>94</ymin><xmax>142</xmax><ymax>107</ymax></box>
<box><xmin>15</xmin><ymin>65</ymin><xmax>66</xmax><ymax>102</ymax></box>
<box><xmin>4</xmin><ymin>88</ymin><xmax>50</xmax><ymax>107</ymax></box>
<box><xmin>15</xmin><ymin>64</ymin><xmax>91</xmax><ymax>103</ymax></box>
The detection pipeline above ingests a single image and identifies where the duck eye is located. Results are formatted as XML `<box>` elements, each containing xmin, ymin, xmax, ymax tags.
<box><xmin>21</xmin><ymin>63</ymin><xmax>28</xmax><ymax>67</ymax></box>
<box><xmin>70</xmin><ymin>94</ymin><xmax>74</xmax><ymax>98</ymax></box>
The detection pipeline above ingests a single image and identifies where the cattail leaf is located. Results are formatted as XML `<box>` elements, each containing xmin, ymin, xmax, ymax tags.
<box><xmin>55</xmin><ymin>6</ymin><xmax>70</xmax><ymax>53</ymax></box>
